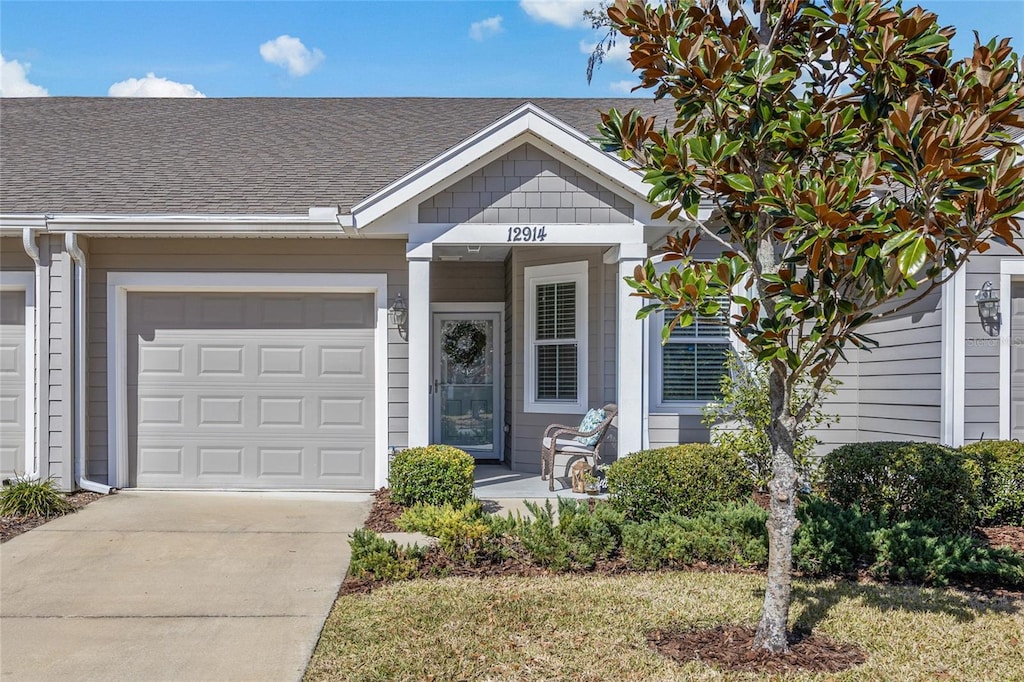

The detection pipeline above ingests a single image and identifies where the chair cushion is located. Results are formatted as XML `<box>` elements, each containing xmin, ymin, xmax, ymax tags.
<box><xmin>575</xmin><ymin>408</ymin><xmax>606</xmax><ymax>446</ymax></box>
<box><xmin>543</xmin><ymin>437</ymin><xmax>596</xmax><ymax>455</ymax></box>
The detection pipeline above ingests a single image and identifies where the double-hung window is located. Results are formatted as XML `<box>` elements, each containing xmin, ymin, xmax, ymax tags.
<box><xmin>524</xmin><ymin>261</ymin><xmax>588</xmax><ymax>413</ymax></box>
<box><xmin>654</xmin><ymin>297</ymin><xmax>731</xmax><ymax>410</ymax></box>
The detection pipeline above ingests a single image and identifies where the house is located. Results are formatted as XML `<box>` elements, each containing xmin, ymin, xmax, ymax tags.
<box><xmin>0</xmin><ymin>97</ymin><xmax>1020</xmax><ymax>493</ymax></box>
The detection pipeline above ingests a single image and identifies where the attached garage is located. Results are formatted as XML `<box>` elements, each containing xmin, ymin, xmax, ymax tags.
<box><xmin>109</xmin><ymin>273</ymin><xmax>388</xmax><ymax>491</ymax></box>
<box><xmin>0</xmin><ymin>288</ymin><xmax>28</xmax><ymax>481</ymax></box>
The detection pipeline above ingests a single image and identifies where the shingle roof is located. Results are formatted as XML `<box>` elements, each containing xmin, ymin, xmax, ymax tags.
<box><xmin>0</xmin><ymin>97</ymin><xmax>675</xmax><ymax>216</ymax></box>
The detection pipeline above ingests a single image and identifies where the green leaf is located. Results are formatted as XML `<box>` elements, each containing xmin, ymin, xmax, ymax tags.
<box><xmin>897</xmin><ymin>236</ymin><xmax>929</xmax><ymax>277</ymax></box>
<box><xmin>724</xmin><ymin>173</ymin><xmax>756</xmax><ymax>193</ymax></box>
<box><xmin>880</xmin><ymin>230</ymin><xmax>917</xmax><ymax>257</ymax></box>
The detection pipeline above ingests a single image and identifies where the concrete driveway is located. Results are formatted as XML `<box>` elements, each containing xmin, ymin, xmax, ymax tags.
<box><xmin>1</xmin><ymin>491</ymin><xmax>369</xmax><ymax>682</ymax></box>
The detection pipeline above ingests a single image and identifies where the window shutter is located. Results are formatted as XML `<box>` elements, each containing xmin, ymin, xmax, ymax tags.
<box><xmin>535</xmin><ymin>282</ymin><xmax>578</xmax><ymax>401</ymax></box>
<box><xmin>661</xmin><ymin>297</ymin><xmax>731</xmax><ymax>402</ymax></box>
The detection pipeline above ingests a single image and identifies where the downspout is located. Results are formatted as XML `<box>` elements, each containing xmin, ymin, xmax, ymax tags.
<box><xmin>21</xmin><ymin>227</ymin><xmax>42</xmax><ymax>479</ymax></box>
<box><xmin>64</xmin><ymin>233</ymin><xmax>113</xmax><ymax>494</ymax></box>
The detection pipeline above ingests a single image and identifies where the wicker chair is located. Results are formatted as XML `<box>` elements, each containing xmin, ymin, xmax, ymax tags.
<box><xmin>540</xmin><ymin>404</ymin><xmax>617</xmax><ymax>491</ymax></box>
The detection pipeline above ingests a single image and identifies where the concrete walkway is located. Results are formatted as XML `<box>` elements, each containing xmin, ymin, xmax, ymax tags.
<box><xmin>0</xmin><ymin>491</ymin><xmax>369</xmax><ymax>682</ymax></box>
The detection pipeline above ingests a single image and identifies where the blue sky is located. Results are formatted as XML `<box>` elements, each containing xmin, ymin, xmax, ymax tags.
<box><xmin>1</xmin><ymin>1</ymin><xmax>1022</xmax><ymax>98</ymax></box>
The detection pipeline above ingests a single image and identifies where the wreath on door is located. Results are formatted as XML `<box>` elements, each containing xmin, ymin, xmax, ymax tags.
<box><xmin>442</xmin><ymin>321</ymin><xmax>487</xmax><ymax>370</ymax></box>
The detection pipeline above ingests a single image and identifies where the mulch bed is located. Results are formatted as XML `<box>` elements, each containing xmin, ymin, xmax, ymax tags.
<box><xmin>363</xmin><ymin>488</ymin><xmax>405</xmax><ymax>533</ymax></box>
<box><xmin>0</xmin><ymin>491</ymin><xmax>105</xmax><ymax>543</ymax></box>
<box><xmin>648</xmin><ymin>625</ymin><xmax>867</xmax><ymax>674</ymax></box>
<box><xmin>978</xmin><ymin>525</ymin><xmax>1024</xmax><ymax>555</ymax></box>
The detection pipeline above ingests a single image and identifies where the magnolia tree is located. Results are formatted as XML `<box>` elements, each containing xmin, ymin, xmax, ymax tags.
<box><xmin>594</xmin><ymin>0</ymin><xmax>1024</xmax><ymax>653</ymax></box>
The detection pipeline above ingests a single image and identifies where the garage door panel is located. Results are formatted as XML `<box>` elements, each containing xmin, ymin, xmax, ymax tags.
<box><xmin>128</xmin><ymin>291</ymin><xmax>376</xmax><ymax>489</ymax></box>
<box><xmin>0</xmin><ymin>289</ymin><xmax>26</xmax><ymax>481</ymax></box>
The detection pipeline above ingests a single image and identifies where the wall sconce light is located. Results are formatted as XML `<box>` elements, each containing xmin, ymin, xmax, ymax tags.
<box><xmin>975</xmin><ymin>280</ymin><xmax>1000</xmax><ymax>337</ymax></box>
<box><xmin>389</xmin><ymin>292</ymin><xmax>408</xmax><ymax>341</ymax></box>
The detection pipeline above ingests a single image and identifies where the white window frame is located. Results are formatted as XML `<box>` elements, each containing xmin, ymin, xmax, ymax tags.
<box><xmin>524</xmin><ymin>261</ymin><xmax>588</xmax><ymax>414</ymax></box>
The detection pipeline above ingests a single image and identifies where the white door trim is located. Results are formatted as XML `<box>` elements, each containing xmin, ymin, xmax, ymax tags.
<box><xmin>430</xmin><ymin>302</ymin><xmax>505</xmax><ymax>461</ymax></box>
<box><xmin>107</xmin><ymin>271</ymin><xmax>389</xmax><ymax>489</ymax></box>
<box><xmin>0</xmin><ymin>271</ymin><xmax>36</xmax><ymax>478</ymax></box>
<box><xmin>999</xmin><ymin>259</ymin><xmax>1024</xmax><ymax>439</ymax></box>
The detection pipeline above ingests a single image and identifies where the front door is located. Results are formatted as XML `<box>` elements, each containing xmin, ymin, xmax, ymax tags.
<box><xmin>432</xmin><ymin>310</ymin><xmax>502</xmax><ymax>460</ymax></box>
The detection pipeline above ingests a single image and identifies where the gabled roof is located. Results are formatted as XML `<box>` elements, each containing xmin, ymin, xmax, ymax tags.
<box><xmin>0</xmin><ymin>97</ymin><xmax>675</xmax><ymax>216</ymax></box>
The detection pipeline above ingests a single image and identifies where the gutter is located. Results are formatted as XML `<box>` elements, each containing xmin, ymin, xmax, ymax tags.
<box><xmin>20</xmin><ymin>227</ymin><xmax>42</xmax><ymax>479</ymax></box>
<box><xmin>64</xmin><ymin>233</ymin><xmax>113</xmax><ymax>494</ymax></box>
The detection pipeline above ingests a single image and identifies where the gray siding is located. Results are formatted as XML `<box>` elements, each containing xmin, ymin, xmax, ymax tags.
<box><xmin>503</xmin><ymin>252</ymin><xmax>513</xmax><ymax>460</ymax></box>
<box><xmin>43</xmin><ymin>235</ymin><xmax>71</xmax><ymax>488</ymax></box>
<box><xmin>1</xmin><ymin>237</ymin><xmax>34</xmax><ymax>270</ymax></box>
<box><xmin>85</xmin><ymin>237</ymin><xmax>409</xmax><ymax>484</ymax></box>
<box><xmin>418</xmin><ymin>143</ymin><xmax>634</xmax><ymax>224</ymax></box>
<box><xmin>962</xmin><ymin>245</ymin><xmax>1021</xmax><ymax>442</ymax></box>
<box><xmin>507</xmin><ymin>246</ymin><xmax>612</xmax><ymax>473</ymax></box>
<box><xmin>431</xmin><ymin>262</ymin><xmax>505</xmax><ymax>303</ymax></box>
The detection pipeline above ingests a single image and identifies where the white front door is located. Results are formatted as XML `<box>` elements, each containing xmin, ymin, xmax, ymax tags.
<box><xmin>432</xmin><ymin>310</ymin><xmax>502</xmax><ymax>460</ymax></box>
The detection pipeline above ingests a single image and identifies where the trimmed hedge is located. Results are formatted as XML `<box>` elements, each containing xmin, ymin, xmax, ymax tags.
<box><xmin>960</xmin><ymin>440</ymin><xmax>1024</xmax><ymax>526</ymax></box>
<box><xmin>388</xmin><ymin>445</ymin><xmax>475</xmax><ymax>507</ymax></box>
<box><xmin>820</xmin><ymin>441</ymin><xmax>982</xmax><ymax>533</ymax></box>
<box><xmin>605</xmin><ymin>444</ymin><xmax>754</xmax><ymax>521</ymax></box>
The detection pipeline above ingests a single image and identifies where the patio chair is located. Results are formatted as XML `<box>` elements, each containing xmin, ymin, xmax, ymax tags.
<box><xmin>540</xmin><ymin>404</ymin><xmax>617</xmax><ymax>491</ymax></box>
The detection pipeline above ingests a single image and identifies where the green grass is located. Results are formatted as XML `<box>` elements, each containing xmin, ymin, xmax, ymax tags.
<box><xmin>306</xmin><ymin>572</ymin><xmax>1024</xmax><ymax>681</ymax></box>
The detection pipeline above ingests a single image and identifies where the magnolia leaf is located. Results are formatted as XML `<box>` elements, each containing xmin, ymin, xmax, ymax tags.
<box><xmin>897</xmin><ymin>236</ymin><xmax>929</xmax><ymax>277</ymax></box>
<box><xmin>724</xmin><ymin>173</ymin><xmax>756</xmax><ymax>192</ymax></box>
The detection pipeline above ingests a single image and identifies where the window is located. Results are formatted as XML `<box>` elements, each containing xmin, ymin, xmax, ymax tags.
<box><xmin>525</xmin><ymin>261</ymin><xmax>588</xmax><ymax>413</ymax></box>
<box><xmin>654</xmin><ymin>298</ymin><xmax>732</xmax><ymax>410</ymax></box>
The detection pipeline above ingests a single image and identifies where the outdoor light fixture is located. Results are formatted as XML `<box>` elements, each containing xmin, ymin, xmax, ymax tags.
<box><xmin>389</xmin><ymin>292</ymin><xmax>409</xmax><ymax>341</ymax></box>
<box><xmin>975</xmin><ymin>280</ymin><xmax>1000</xmax><ymax>337</ymax></box>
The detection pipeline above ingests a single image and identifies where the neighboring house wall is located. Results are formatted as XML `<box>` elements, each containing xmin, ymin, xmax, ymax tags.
<box><xmin>84</xmin><ymin>237</ymin><xmax>409</xmax><ymax>484</ymax></box>
<box><xmin>417</xmin><ymin>143</ymin><xmax>634</xmax><ymax>225</ymax></box>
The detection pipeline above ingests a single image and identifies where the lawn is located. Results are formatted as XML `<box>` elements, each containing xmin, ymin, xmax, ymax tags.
<box><xmin>306</xmin><ymin>571</ymin><xmax>1024</xmax><ymax>681</ymax></box>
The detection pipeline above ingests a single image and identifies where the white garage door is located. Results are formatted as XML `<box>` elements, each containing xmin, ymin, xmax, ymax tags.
<box><xmin>128</xmin><ymin>292</ymin><xmax>375</xmax><ymax>489</ymax></box>
<box><xmin>0</xmin><ymin>290</ymin><xmax>27</xmax><ymax>481</ymax></box>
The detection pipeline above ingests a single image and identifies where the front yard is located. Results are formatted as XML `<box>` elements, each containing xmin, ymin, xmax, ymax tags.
<box><xmin>307</xmin><ymin>571</ymin><xmax>1023</xmax><ymax>681</ymax></box>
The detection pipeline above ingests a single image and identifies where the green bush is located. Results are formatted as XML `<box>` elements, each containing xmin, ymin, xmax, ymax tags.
<box><xmin>869</xmin><ymin>521</ymin><xmax>1024</xmax><ymax>587</ymax></box>
<box><xmin>820</xmin><ymin>441</ymin><xmax>982</xmax><ymax>533</ymax></box>
<box><xmin>793</xmin><ymin>497</ymin><xmax>876</xmax><ymax>576</ymax></box>
<box><xmin>514</xmin><ymin>499</ymin><xmax>625</xmax><ymax>571</ymax></box>
<box><xmin>605</xmin><ymin>444</ymin><xmax>754</xmax><ymax>521</ymax></box>
<box><xmin>348</xmin><ymin>528</ymin><xmax>424</xmax><ymax>581</ymax></box>
<box><xmin>388</xmin><ymin>445</ymin><xmax>475</xmax><ymax>507</ymax></box>
<box><xmin>0</xmin><ymin>477</ymin><xmax>73</xmax><ymax>518</ymax></box>
<box><xmin>396</xmin><ymin>500</ymin><xmax>501</xmax><ymax>564</ymax></box>
<box><xmin>960</xmin><ymin>441</ymin><xmax>1024</xmax><ymax>526</ymax></box>
<box><xmin>620</xmin><ymin>503</ymin><xmax>769</xmax><ymax>570</ymax></box>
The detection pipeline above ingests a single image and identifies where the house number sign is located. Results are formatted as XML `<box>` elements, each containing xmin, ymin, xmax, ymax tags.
<box><xmin>506</xmin><ymin>226</ymin><xmax>548</xmax><ymax>243</ymax></box>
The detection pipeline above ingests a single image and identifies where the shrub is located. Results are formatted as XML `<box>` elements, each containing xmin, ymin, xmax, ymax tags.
<box><xmin>793</xmin><ymin>497</ymin><xmax>876</xmax><ymax>576</ymax></box>
<box><xmin>702</xmin><ymin>351</ymin><xmax>836</xmax><ymax>489</ymax></box>
<box><xmin>348</xmin><ymin>528</ymin><xmax>424</xmax><ymax>581</ymax></box>
<box><xmin>620</xmin><ymin>503</ymin><xmax>769</xmax><ymax>570</ymax></box>
<box><xmin>396</xmin><ymin>500</ymin><xmax>501</xmax><ymax>564</ymax></box>
<box><xmin>0</xmin><ymin>477</ymin><xmax>73</xmax><ymax>518</ymax></box>
<box><xmin>820</xmin><ymin>441</ymin><xmax>982</xmax><ymax>533</ymax></box>
<box><xmin>605</xmin><ymin>444</ymin><xmax>754</xmax><ymax>521</ymax></box>
<box><xmin>388</xmin><ymin>445</ymin><xmax>475</xmax><ymax>507</ymax></box>
<box><xmin>869</xmin><ymin>521</ymin><xmax>1024</xmax><ymax>587</ymax></box>
<box><xmin>514</xmin><ymin>499</ymin><xmax>625</xmax><ymax>571</ymax></box>
<box><xmin>960</xmin><ymin>440</ymin><xmax>1024</xmax><ymax>526</ymax></box>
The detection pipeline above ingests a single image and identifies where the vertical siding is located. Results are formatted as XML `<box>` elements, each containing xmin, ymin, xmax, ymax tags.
<box><xmin>963</xmin><ymin>246</ymin><xmax>1020</xmax><ymax>442</ymax></box>
<box><xmin>85</xmin><ymin>237</ymin><xmax>409</xmax><ymax>484</ymax></box>
<box><xmin>431</xmin><ymin>261</ymin><xmax>505</xmax><ymax>303</ymax></box>
<box><xmin>508</xmin><ymin>246</ymin><xmax>609</xmax><ymax>473</ymax></box>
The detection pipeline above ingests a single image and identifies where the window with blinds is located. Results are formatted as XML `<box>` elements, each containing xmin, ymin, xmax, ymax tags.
<box><xmin>661</xmin><ymin>302</ymin><xmax>731</xmax><ymax>402</ymax></box>
<box><xmin>535</xmin><ymin>282</ymin><xmax>577</xmax><ymax>401</ymax></box>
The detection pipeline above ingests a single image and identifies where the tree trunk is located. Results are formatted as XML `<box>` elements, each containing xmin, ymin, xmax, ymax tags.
<box><xmin>753</xmin><ymin>368</ymin><xmax>801</xmax><ymax>653</ymax></box>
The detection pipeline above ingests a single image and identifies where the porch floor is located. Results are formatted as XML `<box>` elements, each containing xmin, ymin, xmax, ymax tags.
<box><xmin>472</xmin><ymin>464</ymin><xmax>605</xmax><ymax>500</ymax></box>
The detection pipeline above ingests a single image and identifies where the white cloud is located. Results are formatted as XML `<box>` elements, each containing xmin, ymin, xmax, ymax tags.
<box><xmin>520</xmin><ymin>0</ymin><xmax>596</xmax><ymax>29</ymax></box>
<box><xmin>579</xmin><ymin>37</ymin><xmax>631</xmax><ymax>67</ymax></box>
<box><xmin>609</xmin><ymin>80</ymin><xmax>637</xmax><ymax>94</ymax></box>
<box><xmin>108</xmin><ymin>73</ymin><xmax>205</xmax><ymax>97</ymax></box>
<box><xmin>469</xmin><ymin>15</ymin><xmax>504</xmax><ymax>41</ymax></box>
<box><xmin>0</xmin><ymin>54</ymin><xmax>49</xmax><ymax>97</ymax></box>
<box><xmin>259</xmin><ymin>34</ymin><xmax>324</xmax><ymax>77</ymax></box>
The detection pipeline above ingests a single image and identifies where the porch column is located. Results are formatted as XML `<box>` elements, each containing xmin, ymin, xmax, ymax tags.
<box><xmin>615</xmin><ymin>243</ymin><xmax>648</xmax><ymax>457</ymax></box>
<box><xmin>407</xmin><ymin>245</ymin><xmax>432</xmax><ymax>447</ymax></box>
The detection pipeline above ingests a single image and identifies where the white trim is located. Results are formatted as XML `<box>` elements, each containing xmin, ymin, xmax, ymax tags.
<box><xmin>615</xmin><ymin>245</ymin><xmax>647</xmax><ymax>456</ymax></box>
<box><xmin>430</xmin><ymin>303</ymin><xmax>505</xmax><ymax>461</ymax></box>
<box><xmin>940</xmin><ymin>267</ymin><xmax>967</xmax><ymax>446</ymax></box>
<box><xmin>999</xmin><ymin>259</ymin><xmax>1024</xmax><ymax>440</ymax></box>
<box><xmin>351</xmin><ymin>104</ymin><xmax>652</xmax><ymax>227</ymax></box>
<box><xmin>106</xmin><ymin>271</ymin><xmax>389</xmax><ymax>489</ymax></box>
<box><xmin>409</xmin><ymin>222</ymin><xmax>645</xmax><ymax>248</ymax></box>
<box><xmin>407</xmin><ymin>255</ymin><xmax>432</xmax><ymax>447</ymax></box>
<box><xmin>523</xmin><ymin>261</ymin><xmax>589</xmax><ymax>414</ymax></box>
<box><xmin>0</xmin><ymin>271</ymin><xmax>36</xmax><ymax>478</ymax></box>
